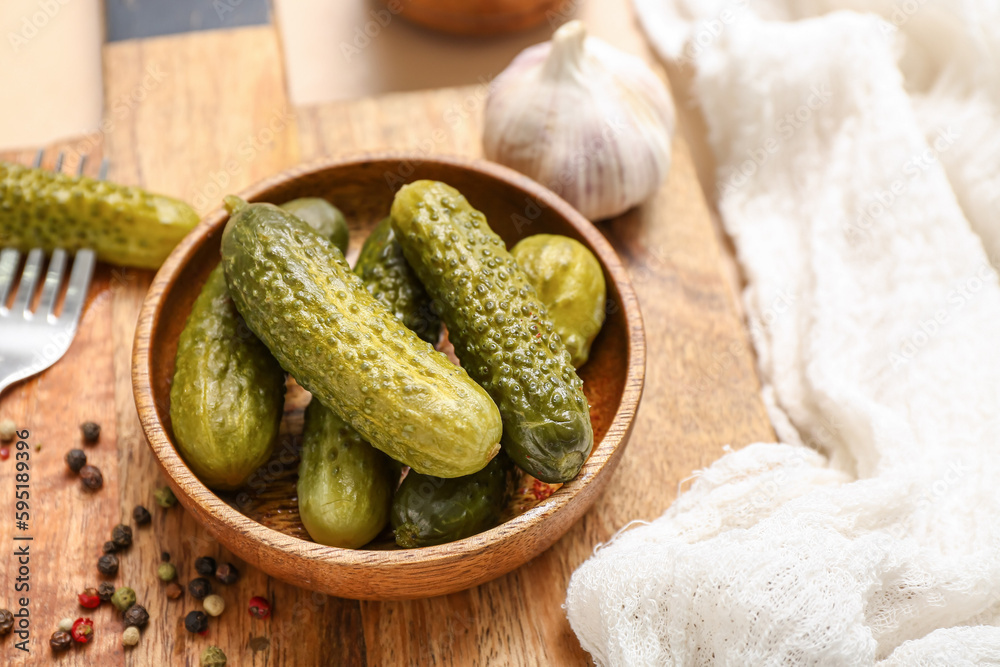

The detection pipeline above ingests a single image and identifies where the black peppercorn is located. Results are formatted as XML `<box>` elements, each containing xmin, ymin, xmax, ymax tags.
<box><xmin>123</xmin><ymin>604</ymin><xmax>149</xmax><ymax>629</ymax></box>
<box><xmin>0</xmin><ymin>608</ymin><xmax>13</xmax><ymax>635</ymax></box>
<box><xmin>80</xmin><ymin>465</ymin><xmax>103</xmax><ymax>491</ymax></box>
<box><xmin>111</xmin><ymin>524</ymin><xmax>133</xmax><ymax>549</ymax></box>
<box><xmin>97</xmin><ymin>553</ymin><xmax>119</xmax><ymax>576</ymax></box>
<box><xmin>184</xmin><ymin>610</ymin><xmax>208</xmax><ymax>634</ymax></box>
<box><xmin>132</xmin><ymin>505</ymin><xmax>152</xmax><ymax>525</ymax></box>
<box><xmin>161</xmin><ymin>551</ymin><xmax>170</xmax><ymax>563</ymax></box>
<box><xmin>103</xmin><ymin>540</ymin><xmax>118</xmax><ymax>554</ymax></box>
<box><xmin>215</xmin><ymin>562</ymin><xmax>240</xmax><ymax>585</ymax></box>
<box><xmin>50</xmin><ymin>630</ymin><xmax>73</xmax><ymax>652</ymax></box>
<box><xmin>98</xmin><ymin>581</ymin><xmax>116</xmax><ymax>602</ymax></box>
<box><xmin>188</xmin><ymin>578</ymin><xmax>211</xmax><ymax>600</ymax></box>
<box><xmin>65</xmin><ymin>448</ymin><xmax>87</xmax><ymax>473</ymax></box>
<box><xmin>81</xmin><ymin>421</ymin><xmax>101</xmax><ymax>443</ymax></box>
<box><xmin>195</xmin><ymin>556</ymin><xmax>216</xmax><ymax>576</ymax></box>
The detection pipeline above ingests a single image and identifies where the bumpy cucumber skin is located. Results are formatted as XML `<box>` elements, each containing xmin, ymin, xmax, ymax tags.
<box><xmin>0</xmin><ymin>162</ymin><xmax>198</xmax><ymax>269</ymax></box>
<box><xmin>280</xmin><ymin>197</ymin><xmax>349</xmax><ymax>255</ymax></box>
<box><xmin>391</xmin><ymin>452</ymin><xmax>513</xmax><ymax>548</ymax></box>
<box><xmin>169</xmin><ymin>265</ymin><xmax>285</xmax><ymax>491</ymax></box>
<box><xmin>221</xmin><ymin>201</ymin><xmax>502</xmax><ymax>478</ymax></box>
<box><xmin>511</xmin><ymin>234</ymin><xmax>606</xmax><ymax>368</ymax></box>
<box><xmin>355</xmin><ymin>217</ymin><xmax>441</xmax><ymax>344</ymax></box>
<box><xmin>391</xmin><ymin>181</ymin><xmax>593</xmax><ymax>483</ymax></box>
<box><xmin>297</xmin><ymin>400</ymin><xmax>395</xmax><ymax>548</ymax></box>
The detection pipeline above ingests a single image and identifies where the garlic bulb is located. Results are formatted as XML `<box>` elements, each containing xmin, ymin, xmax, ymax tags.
<box><xmin>483</xmin><ymin>21</ymin><xmax>675</xmax><ymax>221</ymax></box>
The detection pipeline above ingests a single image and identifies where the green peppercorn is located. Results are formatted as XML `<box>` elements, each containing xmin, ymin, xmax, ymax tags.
<box><xmin>97</xmin><ymin>553</ymin><xmax>119</xmax><ymax>576</ymax></box>
<box><xmin>123</xmin><ymin>604</ymin><xmax>149</xmax><ymax>629</ymax></box>
<box><xmin>188</xmin><ymin>578</ymin><xmax>211</xmax><ymax>600</ymax></box>
<box><xmin>111</xmin><ymin>586</ymin><xmax>136</xmax><ymax>612</ymax></box>
<box><xmin>195</xmin><ymin>556</ymin><xmax>216</xmax><ymax>576</ymax></box>
<box><xmin>98</xmin><ymin>582</ymin><xmax>116</xmax><ymax>602</ymax></box>
<box><xmin>50</xmin><ymin>630</ymin><xmax>73</xmax><ymax>652</ymax></box>
<box><xmin>157</xmin><ymin>562</ymin><xmax>176</xmax><ymax>582</ymax></box>
<box><xmin>184</xmin><ymin>611</ymin><xmax>208</xmax><ymax>634</ymax></box>
<box><xmin>201</xmin><ymin>645</ymin><xmax>227</xmax><ymax>667</ymax></box>
<box><xmin>65</xmin><ymin>449</ymin><xmax>87</xmax><ymax>473</ymax></box>
<box><xmin>154</xmin><ymin>486</ymin><xmax>176</xmax><ymax>508</ymax></box>
<box><xmin>80</xmin><ymin>465</ymin><xmax>103</xmax><ymax>491</ymax></box>
<box><xmin>215</xmin><ymin>562</ymin><xmax>239</xmax><ymax>585</ymax></box>
<box><xmin>111</xmin><ymin>524</ymin><xmax>133</xmax><ymax>549</ymax></box>
<box><xmin>81</xmin><ymin>421</ymin><xmax>101</xmax><ymax>443</ymax></box>
<box><xmin>132</xmin><ymin>505</ymin><xmax>152</xmax><ymax>525</ymax></box>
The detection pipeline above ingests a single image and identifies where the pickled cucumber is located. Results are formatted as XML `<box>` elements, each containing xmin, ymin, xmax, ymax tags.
<box><xmin>280</xmin><ymin>197</ymin><xmax>349</xmax><ymax>255</ymax></box>
<box><xmin>391</xmin><ymin>452</ymin><xmax>513</xmax><ymax>548</ymax></box>
<box><xmin>355</xmin><ymin>217</ymin><xmax>441</xmax><ymax>344</ymax></box>
<box><xmin>391</xmin><ymin>181</ymin><xmax>593</xmax><ymax>483</ymax></box>
<box><xmin>511</xmin><ymin>234</ymin><xmax>606</xmax><ymax>368</ymax></box>
<box><xmin>220</xmin><ymin>196</ymin><xmax>502</xmax><ymax>478</ymax></box>
<box><xmin>0</xmin><ymin>161</ymin><xmax>198</xmax><ymax>268</ymax></box>
<box><xmin>170</xmin><ymin>265</ymin><xmax>285</xmax><ymax>490</ymax></box>
<box><xmin>297</xmin><ymin>400</ymin><xmax>395</xmax><ymax>548</ymax></box>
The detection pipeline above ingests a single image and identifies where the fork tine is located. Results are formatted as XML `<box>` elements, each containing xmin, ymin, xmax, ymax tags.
<box><xmin>53</xmin><ymin>151</ymin><xmax>65</xmax><ymax>173</ymax></box>
<box><xmin>0</xmin><ymin>248</ymin><xmax>20</xmax><ymax>307</ymax></box>
<box><xmin>37</xmin><ymin>248</ymin><xmax>67</xmax><ymax>317</ymax></box>
<box><xmin>59</xmin><ymin>249</ymin><xmax>96</xmax><ymax>325</ymax></box>
<box><xmin>77</xmin><ymin>154</ymin><xmax>88</xmax><ymax>177</ymax></box>
<box><xmin>32</xmin><ymin>149</ymin><xmax>43</xmax><ymax>169</ymax></box>
<box><xmin>11</xmin><ymin>248</ymin><xmax>44</xmax><ymax>315</ymax></box>
<box><xmin>98</xmin><ymin>158</ymin><xmax>109</xmax><ymax>181</ymax></box>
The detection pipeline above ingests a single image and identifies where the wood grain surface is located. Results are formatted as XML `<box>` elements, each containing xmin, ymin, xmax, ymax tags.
<box><xmin>0</xmin><ymin>23</ymin><xmax>773</xmax><ymax>667</ymax></box>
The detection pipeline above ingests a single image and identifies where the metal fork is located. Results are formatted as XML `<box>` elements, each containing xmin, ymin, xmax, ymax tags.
<box><xmin>0</xmin><ymin>151</ymin><xmax>107</xmax><ymax>396</ymax></box>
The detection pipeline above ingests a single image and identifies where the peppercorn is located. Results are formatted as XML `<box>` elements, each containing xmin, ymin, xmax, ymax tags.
<box><xmin>58</xmin><ymin>617</ymin><xmax>75</xmax><ymax>632</ymax></box>
<box><xmin>122</xmin><ymin>626</ymin><xmax>140</xmax><ymax>647</ymax></box>
<box><xmin>98</xmin><ymin>582</ymin><xmax>116</xmax><ymax>602</ymax></box>
<box><xmin>80</xmin><ymin>465</ymin><xmax>104</xmax><ymax>491</ymax></box>
<box><xmin>78</xmin><ymin>587</ymin><xmax>101</xmax><ymax>609</ymax></box>
<box><xmin>81</xmin><ymin>421</ymin><xmax>101</xmax><ymax>443</ymax></box>
<box><xmin>0</xmin><ymin>447</ymin><xmax>8</xmax><ymax>461</ymax></box>
<box><xmin>157</xmin><ymin>562</ymin><xmax>177</xmax><ymax>582</ymax></box>
<box><xmin>71</xmin><ymin>617</ymin><xmax>94</xmax><ymax>643</ymax></box>
<box><xmin>123</xmin><ymin>604</ymin><xmax>149</xmax><ymax>629</ymax></box>
<box><xmin>194</xmin><ymin>556</ymin><xmax>215</xmax><ymax>576</ymax></box>
<box><xmin>184</xmin><ymin>611</ymin><xmax>208</xmax><ymax>634</ymax></box>
<box><xmin>201</xmin><ymin>645</ymin><xmax>227</xmax><ymax>667</ymax></box>
<box><xmin>97</xmin><ymin>553</ymin><xmax>119</xmax><ymax>576</ymax></box>
<box><xmin>188</xmin><ymin>578</ymin><xmax>212</xmax><ymax>600</ymax></box>
<box><xmin>154</xmin><ymin>485</ymin><xmax>177</xmax><ymax>508</ymax></box>
<box><xmin>203</xmin><ymin>594</ymin><xmax>225</xmax><ymax>617</ymax></box>
<box><xmin>165</xmin><ymin>581</ymin><xmax>184</xmax><ymax>600</ymax></box>
<box><xmin>161</xmin><ymin>551</ymin><xmax>170</xmax><ymax>562</ymax></box>
<box><xmin>102</xmin><ymin>540</ymin><xmax>118</xmax><ymax>554</ymax></box>
<box><xmin>111</xmin><ymin>523</ymin><xmax>133</xmax><ymax>549</ymax></box>
<box><xmin>0</xmin><ymin>419</ymin><xmax>15</xmax><ymax>441</ymax></box>
<box><xmin>132</xmin><ymin>505</ymin><xmax>152</xmax><ymax>525</ymax></box>
<box><xmin>50</xmin><ymin>630</ymin><xmax>73</xmax><ymax>652</ymax></box>
<box><xmin>248</xmin><ymin>596</ymin><xmax>271</xmax><ymax>619</ymax></box>
<box><xmin>215</xmin><ymin>562</ymin><xmax>240</xmax><ymax>585</ymax></box>
<box><xmin>0</xmin><ymin>608</ymin><xmax>13</xmax><ymax>635</ymax></box>
<box><xmin>111</xmin><ymin>586</ymin><xmax>136</xmax><ymax>612</ymax></box>
<box><xmin>65</xmin><ymin>448</ymin><xmax>87</xmax><ymax>473</ymax></box>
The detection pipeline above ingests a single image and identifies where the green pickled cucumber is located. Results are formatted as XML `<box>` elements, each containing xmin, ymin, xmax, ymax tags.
<box><xmin>391</xmin><ymin>452</ymin><xmax>513</xmax><ymax>548</ymax></box>
<box><xmin>0</xmin><ymin>161</ymin><xmax>198</xmax><ymax>268</ymax></box>
<box><xmin>280</xmin><ymin>197</ymin><xmax>349</xmax><ymax>255</ymax></box>
<box><xmin>511</xmin><ymin>234</ymin><xmax>606</xmax><ymax>368</ymax></box>
<box><xmin>355</xmin><ymin>217</ymin><xmax>441</xmax><ymax>344</ymax></box>
<box><xmin>170</xmin><ymin>265</ymin><xmax>285</xmax><ymax>490</ymax></box>
<box><xmin>297</xmin><ymin>400</ymin><xmax>395</xmax><ymax>548</ymax></box>
<box><xmin>220</xmin><ymin>196</ymin><xmax>502</xmax><ymax>478</ymax></box>
<box><xmin>391</xmin><ymin>181</ymin><xmax>593</xmax><ymax>483</ymax></box>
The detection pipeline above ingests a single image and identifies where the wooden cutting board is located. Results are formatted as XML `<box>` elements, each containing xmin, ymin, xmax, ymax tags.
<box><xmin>0</xmin><ymin>25</ymin><xmax>773</xmax><ymax>666</ymax></box>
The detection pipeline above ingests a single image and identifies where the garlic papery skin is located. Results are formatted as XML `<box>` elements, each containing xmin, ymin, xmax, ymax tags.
<box><xmin>483</xmin><ymin>20</ymin><xmax>675</xmax><ymax>221</ymax></box>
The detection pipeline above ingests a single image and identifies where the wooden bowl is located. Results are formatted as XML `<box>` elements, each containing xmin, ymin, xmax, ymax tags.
<box><xmin>387</xmin><ymin>0</ymin><xmax>564</xmax><ymax>35</ymax></box>
<box><xmin>132</xmin><ymin>153</ymin><xmax>644</xmax><ymax>600</ymax></box>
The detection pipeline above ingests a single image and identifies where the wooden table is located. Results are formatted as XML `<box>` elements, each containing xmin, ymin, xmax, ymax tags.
<box><xmin>0</xmin><ymin>21</ymin><xmax>773</xmax><ymax>667</ymax></box>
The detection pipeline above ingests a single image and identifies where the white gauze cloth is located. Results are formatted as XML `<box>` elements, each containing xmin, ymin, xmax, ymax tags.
<box><xmin>565</xmin><ymin>7</ymin><xmax>1000</xmax><ymax>666</ymax></box>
